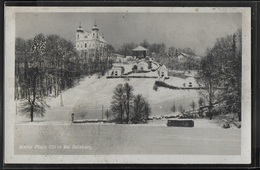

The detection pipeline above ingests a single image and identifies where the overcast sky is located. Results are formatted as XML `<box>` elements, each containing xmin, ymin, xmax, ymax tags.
<box><xmin>16</xmin><ymin>12</ymin><xmax>241</xmax><ymax>56</ymax></box>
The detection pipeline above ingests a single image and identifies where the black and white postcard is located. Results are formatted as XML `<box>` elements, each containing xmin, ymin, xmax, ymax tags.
<box><xmin>4</xmin><ymin>7</ymin><xmax>251</xmax><ymax>164</ymax></box>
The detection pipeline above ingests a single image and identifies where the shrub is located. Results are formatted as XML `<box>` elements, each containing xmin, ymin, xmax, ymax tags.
<box><xmin>223</xmin><ymin>122</ymin><xmax>230</xmax><ymax>129</ymax></box>
<box><xmin>153</xmin><ymin>84</ymin><xmax>158</xmax><ymax>91</ymax></box>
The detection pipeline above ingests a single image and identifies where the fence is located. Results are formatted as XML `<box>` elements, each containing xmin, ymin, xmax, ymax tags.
<box><xmin>107</xmin><ymin>75</ymin><xmax>158</xmax><ymax>79</ymax></box>
<box><xmin>155</xmin><ymin>81</ymin><xmax>227</xmax><ymax>90</ymax></box>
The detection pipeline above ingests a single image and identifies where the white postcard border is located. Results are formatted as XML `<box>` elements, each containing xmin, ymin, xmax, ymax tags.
<box><xmin>4</xmin><ymin>7</ymin><xmax>251</xmax><ymax>164</ymax></box>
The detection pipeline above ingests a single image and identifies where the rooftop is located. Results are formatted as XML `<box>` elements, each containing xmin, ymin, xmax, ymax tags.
<box><xmin>132</xmin><ymin>46</ymin><xmax>148</xmax><ymax>52</ymax></box>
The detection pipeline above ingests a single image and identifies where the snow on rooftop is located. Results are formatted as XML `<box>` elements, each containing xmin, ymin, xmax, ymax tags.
<box><xmin>99</xmin><ymin>36</ymin><xmax>107</xmax><ymax>44</ymax></box>
<box><xmin>132</xmin><ymin>46</ymin><xmax>148</xmax><ymax>51</ymax></box>
<box><xmin>159</xmin><ymin>65</ymin><xmax>168</xmax><ymax>70</ymax></box>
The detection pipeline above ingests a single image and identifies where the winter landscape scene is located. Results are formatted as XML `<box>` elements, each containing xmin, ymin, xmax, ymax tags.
<box><xmin>13</xmin><ymin>11</ymin><xmax>242</xmax><ymax>156</ymax></box>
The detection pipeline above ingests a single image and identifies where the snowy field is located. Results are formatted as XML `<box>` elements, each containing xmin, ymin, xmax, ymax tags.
<box><xmin>15</xmin><ymin>75</ymin><xmax>241</xmax><ymax>155</ymax></box>
<box><xmin>16</xmin><ymin>74</ymin><xmax>200</xmax><ymax>122</ymax></box>
<box><xmin>15</xmin><ymin>123</ymin><xmax>240</xmax><ymax>155</ymax></box>
<box><xmin>165</xmin><ymin>76</ymin><xmax>200</xmax><ymax>88</ymax></box>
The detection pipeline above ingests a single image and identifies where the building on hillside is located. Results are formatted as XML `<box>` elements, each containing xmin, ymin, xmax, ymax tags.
<box><xmin>177</xmin><ymin>52</ymin><xmax>188</xmax><ymax>63</ymax></box>
<box><xmin>184</xmin><ymin>77</ymin><xmax>199</xmax><ymax>88</ymax></box>
<box><xmin>158</xmin><ymin>65</ymin><xmax>169</xmax><ymax>78</ymax></box>
<box><xmin>137</xmin><ymin>61</ymin><xmax>149</xmax><ymax>71</ymax></box>
<box><xmin>176</xmin><ymin>52</ymin><xmax>201</xmax><ymax>63</ymax></box>
<box><xmin>151</xmin><ymin>52</ymin><xmax>156</xmax><ymax>57</ymax></box>
<box><xmin>184</xmin><ymin>70</ymin><xmax>198</xmax><ymax>77</ymax></box>
<box><xmin>132</xmin><ymin>46</ymin><xmax>148</xmax><ymax>59</ymax></box>
<box><xmin>109</xmin><ymin>66</ymin><xmax>124</xmax><ymax>77</ymax></box>
<box><xmin>126</xmin><ymin>56</ymin><xmax>134</xmax><ymax>61</ymax></box>
<box><xmin>114</xmin><ymin>54</ymin><xmax>125</xmax><ymax>63</ymax></box>
<box><xmin>75</xmin><ymin>24</ymin><xmax>108</xmax><ymax>62</ymax></box>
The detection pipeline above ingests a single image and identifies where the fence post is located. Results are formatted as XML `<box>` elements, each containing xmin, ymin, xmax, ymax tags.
<box><xmin>71</xmin><ymin>113</ymin><xmax>74</xmax><ymax>123</ymax></box>
<box><xmin>102</xmin><ymin>105</ymin><xmax>104</xmax><ymax>120</ymax></box>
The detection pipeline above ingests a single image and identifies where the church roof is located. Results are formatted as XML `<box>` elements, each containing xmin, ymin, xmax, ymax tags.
<box><xmin>132</xmin><ymin>46</ymin><xmax>148</xmax><ymax>52</ymax></box>
<box><xmin>79</xmin><ymin>33</ymin><xmax>108</xmax><ymax>44</ymax></box>
<box><xmin>178</xmin><ymin>52</ymin><xmax>192</xmax><ymax>58</ymax></box>
<box><xmin>99</xmin><ymin>36</ymin><xmax>107</xmax><ymax>44</ymax></box>
<box><xmin>177</xmin><ymin>52</ymin><xmax>201</xmax><ymax>61</ymax></box>
<box><xmin>77</xmin><ymin>25</ymin><xmax>84</xmax><ymax>32</ymax></box>
<box><xmin>92</xmin><ymin>24</ymin><xmax>99</xmax><ymax>31</ymax></box>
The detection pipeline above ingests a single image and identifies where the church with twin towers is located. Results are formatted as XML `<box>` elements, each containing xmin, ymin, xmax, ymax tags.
<box><xmin>75</xmin><ymin>23</ymin><xmax>109</xmax><ymax>62</ymax></box>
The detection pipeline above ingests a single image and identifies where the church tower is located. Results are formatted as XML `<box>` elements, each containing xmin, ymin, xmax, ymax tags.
<box><xmin>91</xmin><ymin>24</ymin><xmax>99</xmax><ymax>39</ymax></box>
<box><xmin>76</xmin><ymin>23</ymin><xmax>84</xmax><ymax>51</ymax></box>
<box><xmin>76</xmin><ymin>24</ymin><xmax>84</xmax><ymax>40</ymax></box>
<box><xmin>75</xmin><ymin>23</ymin><xmax>108</xmax><ymax>63</ymax></box>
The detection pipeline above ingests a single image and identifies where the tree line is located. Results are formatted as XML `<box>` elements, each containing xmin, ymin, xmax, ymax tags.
<box><xmin>198</xmin><ymin>29</ymin><xmax>242</xmax><ymax>121</ymax></box>
<box><xmin>116</xmin><ymin>39</ymin><xmax>198</xmax><ymax>70</ymax></box>
<box><xmin>15</xmin><ymin>34</ymin><xmax>114</xmax><ymax>122</ymax></box>
<box><xmin>161</xmin><ymin>29</ymin><xmax>242</xmax><ymax>122</ymax></box>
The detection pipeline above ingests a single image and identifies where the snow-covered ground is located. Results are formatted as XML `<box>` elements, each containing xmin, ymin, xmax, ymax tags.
<box><xmin>164</xmin><ymin>76</ymin><xmax>199</xmax><ymax>88</ymax></box>
<box><xmin>15</xmin><ymin>75</ymin><xmax>241</xmax><ymax>155</ymax></box>
<box><xmin>15</xmin><ymin>74</ymin><xmax>238</xmax><ymax>130</ymax></box>
<box><xmin>14</xmin><ymin>123</ymin><xmax>240</xmax><ymax>155</ymax></box>
<box><xmin>16</xmin><ymin>74</ymin><xmax>201</xmax><ymax>123</ymax></box>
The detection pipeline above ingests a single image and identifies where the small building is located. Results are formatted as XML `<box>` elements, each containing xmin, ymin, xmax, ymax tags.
<box><xmin>158</xmin><ymin>65</ymin><xmax>169</xmax><ymax>78</ymax></box>
<box><xmin>114</xmin><ymin>54</ymin><xmax>127</xmax><ymax>63</ymax></box>
<box><xmin>132</xmin><ymin>46</ymin><xmax>148</xmax><ymax>59</ymax></box>
<box><xmin>151</xmin><ymin>52</ymin><xmax>156</xmax><ymax>57</ymax></box>
<box><xmin>110</xmin><ymin>66</ymin><xmax>124</xmax><ymax>77</ymax></box>
<box><xmin>137</xmin><ymin>61</ymin><xmax>149</xmax><ymax>71</ymax></box>
<box><xmin>185</xmin><ymin>77</ymin><xmax>198</xmax><ymax>88</ymax></box>
<box><xmin>176</xmin><ymin>52</ymin><xmax>189</xmax><ymax>63</ymax></box>
<box><xmin>126</xmin><ymin>56</ymin><xmax>134</xmax><ymax>61</ymax></box>
<box><xmin>176</xmin><ymin>52</ymin><xmax>201</xmax><ymax>63</ymax></box>
<box><xmin>184</xmin><ymin>70</ymin><xmax>198</xmax><ymax>77</ymax></box>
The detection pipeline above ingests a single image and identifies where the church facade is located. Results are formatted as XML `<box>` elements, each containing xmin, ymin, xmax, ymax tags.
<box><xmin>75</xmin><ymin>24</ymin><xmax>108</xmax><ymax>62</ymax></box>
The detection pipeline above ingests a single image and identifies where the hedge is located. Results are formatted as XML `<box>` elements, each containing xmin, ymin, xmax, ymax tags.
<box><xmin>73</xmin><ymin>119</ymin><xmax>109</xmax><ymax>123</ymax></box>
<box><xmin>107</xmin><ymin>76</ymin><xmax>158</xmax><ymax>79</ymax></box>
<box><xmin>155</xmin><ymin>81</ymin><xmax>205</xmax><ymax>90</ymax></box>
<box><xmin>167</xmin><ymin>120</ymin><xmax>194</xmax><ymax>127</ymax></box>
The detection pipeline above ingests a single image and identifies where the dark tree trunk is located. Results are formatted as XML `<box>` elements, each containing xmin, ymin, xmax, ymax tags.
<box><xmin>120</xmin><ymin>105</ymin><xmax>123</xmax><ymax>124</ymax></box>
<box><xmin>238</xmin><ymin>111</ymin><xmax>241</xmax><ymax>121</ymax></box>
<box><xmin>126</xmin><ymin>103</ymin><xmax>129</xmax><ymax>124</ymax></box>
<box><xmin>31</xmin><ymin>74</ymin><xmax>36</xmax><ymax>122</ymax></box>
<box><xmin>208</xmin><ymin>102</ymin><xmax>213</xmax><ymax>120</ymax></box>
<box><xmin>30</xmin><ymin>105</ymin><xmax>34</xmax><ymax>122</ymax></box>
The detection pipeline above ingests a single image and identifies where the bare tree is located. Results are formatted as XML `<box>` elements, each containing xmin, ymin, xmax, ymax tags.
<box><xmin>198</xmin><ymin>53</ymin><xmax>220</xmax><ymax>120</ymax></box>
<box><xmin>105</xmin><ymin>110</ymin><xmax>111</xmax><ymax>120</ymax></box>
<box><xmin>16</xmin><ymin>34</ymin><xmax>82</xmax><ymax>121</ymax></box>
<box><xmin>199</xmin><ymin>29</ymin><xmax>242</xmax><ymax>121</ymax></box>
<box><xmin>20</xmin><ymin>34</ymin><xmax>48</xmax><ymax>122</ymax></box>
<box><xmin>132</xmin><ymin>94</ymin><xmax>151</xmax><ymax>123</ymax></box>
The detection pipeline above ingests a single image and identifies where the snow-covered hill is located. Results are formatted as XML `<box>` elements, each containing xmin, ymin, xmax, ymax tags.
<box><xmin>16</xmin><ymin>74</ymin><xmax>200</xmax><ymax>123</ymax></box>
